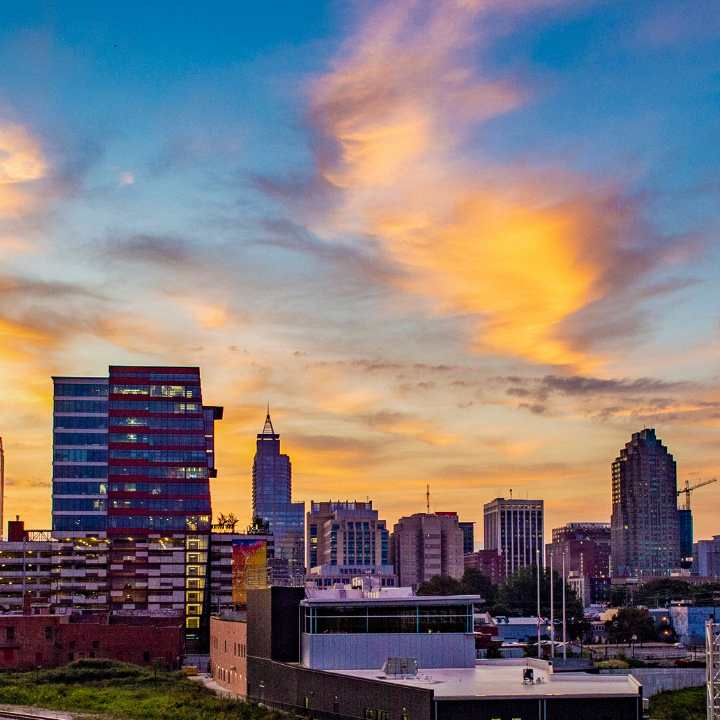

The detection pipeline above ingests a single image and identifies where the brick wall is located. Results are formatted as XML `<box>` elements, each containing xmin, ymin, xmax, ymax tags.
<box><xmin>209</xmin><ymin>616</ymin><xmax>247</xmax><ymax>697</ymax></box>
<box><xmin>0</xmin><ymin>615</ymin><xmax>184</xmax><ymax>670</ymax></box>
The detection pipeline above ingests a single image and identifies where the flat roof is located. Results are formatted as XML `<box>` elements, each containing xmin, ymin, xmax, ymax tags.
<box><xmin>332</xmin><ymin>661</ymin><xmax>640</xmax><ymax>700</ymax></box>
<box><xmin>301</xmin><ymin>595</ymin><xmax>481</xmax><ymax>607</ymax></box>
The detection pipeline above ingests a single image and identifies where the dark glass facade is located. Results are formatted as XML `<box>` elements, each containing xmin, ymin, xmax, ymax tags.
<box><xmin>52</xmin><ymin>366</ymin><xmax>222</xmax><ymax>651</ymax></box>
<box><xmin>252</xmin><ymin>413</ymin><xmax>304</xmax><ymax>570</ymax></box>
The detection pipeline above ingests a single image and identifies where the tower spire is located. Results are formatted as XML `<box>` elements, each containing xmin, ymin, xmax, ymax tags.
<box><xmin>262</xmin><ymin>407</ymin><xmax>275</xmax><ymax>435</ymax></box>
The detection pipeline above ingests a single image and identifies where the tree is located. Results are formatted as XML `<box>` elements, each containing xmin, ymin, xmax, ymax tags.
<box><xmin>605</xmin><ymin>607</ymin><xmax>658</xmax><ymax>645</ymax></box>
<box><xmin>491</xmin><ymin>565</ymin><xmax>589</xmax><ymax>640</ymax></box>
<box><xmin>417</xmin><ymin>575</ymin><xmax>466</xmax><ymax>596</ymax></box>
<box><xmin>215</xmin><ymin>513</ymin><xmax>239</xmax><ymax>531</ymax></box>
<box><xmin>462</xmin><ymin>568</ymin><xmax>498</xmax><ymax>605</ymax></box>
<box><xmin>415</xmin><ymin>570</ymin><xmax>499</xmax><ymax>603</ymax></box>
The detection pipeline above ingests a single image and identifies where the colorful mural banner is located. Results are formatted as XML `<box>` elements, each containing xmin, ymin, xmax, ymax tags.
<box><xmin>232</xmin><ymin>538</ymin><xmax>267</xmax><ymax>604</ymax></box>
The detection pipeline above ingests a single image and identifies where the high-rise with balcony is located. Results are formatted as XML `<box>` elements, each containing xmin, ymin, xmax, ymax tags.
<box><xmin>252</xmin><ymin>412</ymin><xmax>304</xmax><ymax>571</ymax></box>
<box><xmin>483</xmin><ymin>498</ymin><xmax>544</xmax><ymax>577</ymax></box>
<box><xmin>611</xmin><ymin>429</ymin><xmax>680</xmax><ymax>578</ymax></box>
<box><xmin>306</xmin><ymin>501</ymin><xmax>389</xmax><ymax>570</ymax></box>
<box><xmin>52</xmin><ymin>366</ymin><xmax>222</xmax><ymax>651</ymax></box>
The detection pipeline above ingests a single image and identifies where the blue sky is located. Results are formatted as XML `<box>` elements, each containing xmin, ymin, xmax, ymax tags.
<box><xmin>1</xmin><ymin>0</ymin><xmax>719</xmax><ymax>543</ymax></box>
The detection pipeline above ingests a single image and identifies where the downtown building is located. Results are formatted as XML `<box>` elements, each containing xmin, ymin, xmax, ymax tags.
<box><xmin>545</xmin><ymin>523</ymin><xmax>611</xmax><ymax>606</ymax></box>
<box><xmin>610</xmin><ymin>429</ymin><xmax>681</xmax><ymax>578</ymax></box>
<box><xmin>52</xmin><ymin>366</ymin><xmax>222</xmax><ymax>651</ymax></box>
<box><xmin>389</xmin><ymin>513</ymin><xmax>464</xmax><ymax>590</ymax></box>
<box><xmin>252</xmin><ymin>412</ymin><xmax>304</xmax><ymax>573</ymax></box>
<box><xmin>483</xmin><ymin>497</ymin><xmax>544</xmax><ymax>578</ymax></box>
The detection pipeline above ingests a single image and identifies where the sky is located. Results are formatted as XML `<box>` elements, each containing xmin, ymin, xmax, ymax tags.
<box><xmin>1</xmin><ymin>0</ymin><xmax>719</xmax><ymax>544</ymax></box>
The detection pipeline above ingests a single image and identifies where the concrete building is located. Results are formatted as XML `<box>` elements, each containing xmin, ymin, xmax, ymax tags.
<box><xmin>464</xmin><ymin>549</ymin><xmax>504</xmax><ymax>585</ymax></box>
<box><xmin>306</xmin><ymin>564</ymin><xmax>397</xmax><ymax>588</ymax></box>
<box><xmin>300</xmin><ymin>586</ymin><xmax>477</xmax><ymax>670</ymax></box>
<box><xmin>389</xmin><ymin>513</ymin><xmax>464</xmax><ymax>590</ymax></box>
<box><xmin>252</xmin><ymin>413</ymin><xmax>304</xmax><ymax>572</ymax></box>
<box><xmin>669</xmin><ymin>605</ymin><xmax>718</xmax><ymax>647</ymax></box>
<box><xmin>484</xmin><ymin>497</ymin><xmax>544</xmax><ymax>578</ymax></box>
<box><xmin>611</xmin><ymin>429</ymin><xmax>681</xmax><ymax>578</ymax></box>
<box><xmin>209</xmin><ymin>612</ymin><xmax>247</xmax><ymax>698</ymax></box>
<box><xmin>0</xmin><ymin>613</ymin><xmax>184</xmax><ymax>670</ymax></box>
<box><xmin>696</xmin><ymin>536</ymin><xmax>720</xmax><ymax>577</ymax></box>
<box><xmin>245</xmin><ymin>587</ymin><xmax>643</xmax><ymax>720</ymax></box>
<box><xmin>546</xmin><ymin>522</ymin><xmax>611</xmax><ymax>606</ymax></box>
<box><xmin>306</xmin><ymin>501</ymin><xmax>389</xmax><ymax>569</ymax></box>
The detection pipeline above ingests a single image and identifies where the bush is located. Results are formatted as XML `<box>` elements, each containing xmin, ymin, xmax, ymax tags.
<box><xmin>649</xmin><ymin>685</ymin><xmax>706</xmax><ymax>720</ymax></box>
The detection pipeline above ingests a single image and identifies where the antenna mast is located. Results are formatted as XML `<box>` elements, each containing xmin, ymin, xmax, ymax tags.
<box><xmin>426</xmin><ymin>484</ymin><xmax>430</xmax><ymax>514</ymax></box>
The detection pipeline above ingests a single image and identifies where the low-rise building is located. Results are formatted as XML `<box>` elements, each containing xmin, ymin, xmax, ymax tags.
<box><xmin>209</xmin><ymin>612</ymin><xmax>247</xmax><ymax>698</ymax></box>
<box><xmin>464</xmin><ymin>548</ymin><xmax>504</xmax><ymax>585</ymax></box>
<box><xmin>305</xmin><ymin>564</ymin><xmax>397</xmax><ymax>588</ymax></box>
<box><xmin>0</xmin><ymin>613</ymin><xmax>183</xmax><ymax>670</ymax></box>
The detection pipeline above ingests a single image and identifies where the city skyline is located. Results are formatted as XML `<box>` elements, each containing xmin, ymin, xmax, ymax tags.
<box><xmin>1</xmin><ymin>1</ymin><xmax>720</xmax><ymax>541</ymax></box>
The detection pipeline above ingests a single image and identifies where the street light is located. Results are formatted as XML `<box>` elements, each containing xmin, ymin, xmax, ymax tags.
<box><xmin>631</xmin><ymin>634</ymin><xmax>638</xmax><ymax>659</ymax></box>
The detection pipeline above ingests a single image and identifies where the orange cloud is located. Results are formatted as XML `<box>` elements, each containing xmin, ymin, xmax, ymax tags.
<box><xmin>308</xmin><ymin>0</ymin><xmax>647</xmax><ymax>370</ymax></box>
<box><xmin>0</xmin><ymin>121</ymin><xmax>47</xmax><ymax>221</ymax></box>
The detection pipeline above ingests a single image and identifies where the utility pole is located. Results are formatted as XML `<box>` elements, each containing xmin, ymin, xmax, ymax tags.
<box><xmin>0</xmin><ymin>437</ymin><xmax>4</xmax><ymax>542</ymax></box>
<box><xmin>550</xmin><ymin>553</ymin><xmax>555</xmax><ymax>659</ymax></box>
<box><xmin>537</xmin><ymin>549</ymin><xmax>541</xmax><ymax>659</ymax></box>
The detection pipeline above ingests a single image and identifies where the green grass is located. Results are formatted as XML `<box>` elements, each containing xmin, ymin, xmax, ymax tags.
<box><xmin>0</xmin><ymin>660</ymin><xmax>287</xmax><ymax>720</ymax></box>
<box><xmin>648</xmin><ymin>685</ymin><xmax>706</xmax><ymax>720</ymax></box>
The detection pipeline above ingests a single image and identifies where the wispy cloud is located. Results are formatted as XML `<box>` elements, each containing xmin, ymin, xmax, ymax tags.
<box><xmin>295</xmin><ymin>0</ymin><xmax>696</xmax><ymax>370</ymax></box>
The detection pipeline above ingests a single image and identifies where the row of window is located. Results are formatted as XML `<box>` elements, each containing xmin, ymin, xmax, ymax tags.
<box><xmin>109</xmin><ymin>434</ymin><xmax>207</xmax><ymax>446</ymax></box>
<box><xmin>110</xmin><ymin>417</ymin><xmax>205</xmax><ymax>430</ymax></box>
<box><xmin>110</xmin><ymin>499</ymin><xmax>211</xmax><ymax>512</ymax></box>
<box><xmin>54</xmin><ymin>499</ymin><xmax>106</xmax><ymax>511</ymax></box>
<box><xmin>112</xmin><ymin>372</ymin><xmax>199</xmax><ymax>381</ymax></box>
<box><xmin>55</xmin><ymin>384</ymin><xmax>108</xmax><ymax>397</ymax></box>
<box><xmin>108</xmin><ymin>515</ymin><xmax>211</xmax><ymax>531</ymax></box>
<box><xmin>109</xmin><ymin>450</ymin><xmax>208</xmax><ymax>463</ymax></box>
<box><xmin>53</xmin><ymin>516</ymin><xmax>108</xmax><ymax>531</ymax></box>
<box><xmin>110</xmin><ymin>467</ymin><xmax>209</xmax><ymax>479</ymax></box>
<box><xmin>54</xmin><ymin>466</ymin><xmax>108</xmax><ymax>479</ymax></box>
<box><xmin>54</xmin><ymin>417</ymin><xmax>108</xmax><ymax>430</ymax></box>
<box><xmin>108</xmin><ymin>482</ymin><xmax>209</xmax><ymax>495</ymax></box>
<box><xmin>109</xmin><ymin>401</ymin><xmax>202</xmax><ymax>414</ymax></box>
<box><xmin>54</xmin><ymin>433</ymin><xmax>108</xmax><ymax>447</ymax></box>
<box><xmin>54</xmin><ymin>400</ymin><xmax>107</xmax><ymax>413</ymax></box>
<box><xmin>111</xmin><ymin>385</ymin><xmax>201</xmax><ymax>398</ymax></box>
<box><xmin>54</xmin><ymin>450</ymin><xmax>108</xmax><ymax>463</ymax></box>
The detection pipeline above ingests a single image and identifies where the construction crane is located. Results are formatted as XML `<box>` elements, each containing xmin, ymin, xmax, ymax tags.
<box><xmin>677</xmin><ymin>477</ymin><xmax>717</xmax><ymax>511</ymax></box>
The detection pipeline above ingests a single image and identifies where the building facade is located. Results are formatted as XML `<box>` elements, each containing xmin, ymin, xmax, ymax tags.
<box><xmin>52</xmin><ymin>366</ymin><xmax>222</xmax><ymax>651</ymax></box>
<box><xmin>458</xmin><ymin>521</ymin><xmax>475</xmax><ymax>555</ymax></box>
<box><xmin>209</xmin><ymin>613</ymin><xmax>248</xmax><ymax>697</ymax></box>
<box><xmin>483</xmin><ymin>498</ymin><xmax>544</xmax><ymax>578</ymax></box>
<box><xmin>389</xmin><ymin>513</ymin><xmax>464</xmax><ymax>589</ymax></box>
<box><xmin>306</xmin><ymin>501</ymin><xmax>389</xmax><ymax>570</ymax></box>
<box><xmin>610</xmin><ymin>429</ymin><xmax>681</xmax><ymax>578</ymax></box>
<box><xmin>696</xmin><ymin>536</ymin><xmax>720</xmax><ymax>578</ymax></box>
<box><xmin>252</xmin><ymin>413</ymin><xmax>304</xmax><ymax>571</ymax></box>
<box><xmin>464</xmin><ymin>549</ymin><xmax>504</xmax><ymax>585</ymax></box>
<box><xmin>545</xmin><ymin>522</ymin><xmax>610</xmax><ymax>605</ymax></box>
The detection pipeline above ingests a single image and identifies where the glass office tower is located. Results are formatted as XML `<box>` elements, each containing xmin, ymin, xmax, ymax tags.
<box><xmin>252</xmin><ymin>413</ymin><xmax>305</xmax><ymax>572</ymax></box>
<box><xmin>52</xmin><ymin>366</ymin><xmax>222</xmax><ymax>651</ymax></box>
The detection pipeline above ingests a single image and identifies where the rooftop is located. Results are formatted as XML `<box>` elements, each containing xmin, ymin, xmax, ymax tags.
<box><xmin>333</xmin><ymin>659</ymin><xmax>640</xmax><ymax>700</ymax></box>
<box><xmin>301</xmin><ymin>594</ymin><xmax>481</xmax><ymax>606</ymax></box>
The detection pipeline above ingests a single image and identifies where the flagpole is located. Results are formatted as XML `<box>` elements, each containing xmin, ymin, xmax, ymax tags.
<box><xmin>562</xmin><ymin>553</ymin><xmax>567</xmax><ymax>660</ymax></box>
<box><xmin>537</xmin><ymin>549</ymin><xmax>541</xmax><ymax>659</ymax></box>
<box><xmin>550</xmin><ymin>553</ymin><xmax>555</xmax><ymax>659</ymax></box>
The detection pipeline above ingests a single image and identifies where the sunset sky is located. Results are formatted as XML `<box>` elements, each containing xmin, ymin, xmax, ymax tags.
<box><xmin>1</xmin><ymin>0</ymin><xmax>719</xmax><ymax>544</ymax></box>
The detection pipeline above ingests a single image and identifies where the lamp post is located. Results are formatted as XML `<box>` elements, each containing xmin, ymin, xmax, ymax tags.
<box><xmin>631</xmin><ymin>634</ymin><xmax>637</xmax><ymax>659</ymax></box>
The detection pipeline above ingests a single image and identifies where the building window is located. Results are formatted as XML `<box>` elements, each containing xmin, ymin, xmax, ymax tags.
<box><xmin>364</xmin><ymin>710</ymin><xmax>376</xmax><ymax>720</ymax></box>
<box><xmin>92</xmin><ymin>640</ymin><xmax>99</xmax><ymax>649</ymax></box>
<box><xmin>68</xmin><ymin>653</ymin><xmax>74</xmax><ymax>661</ymax></box>
<box><xmin>6</xmin><ymin>627</ymin><xmax>14</xmax><ymax>641</ymax></box>
<box><xmin>45</xmin><ymin>627</ymin><xmax>53</xmax><ymax>640</ymax></box>
<box><xmin>143</xmin><ymin>651</ymin><xmax>150</xmax><ymax>662</ymax></box>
